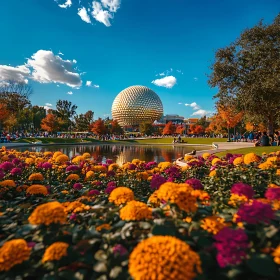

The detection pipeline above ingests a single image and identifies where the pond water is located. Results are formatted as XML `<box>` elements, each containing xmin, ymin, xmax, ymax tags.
<box><xmin>15</xmin><ymin>144</ymin><xmax>206</xmax><ymax>164</ymax></box>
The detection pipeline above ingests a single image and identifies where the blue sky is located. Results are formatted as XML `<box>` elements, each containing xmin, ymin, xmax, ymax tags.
<box><xmin>0</xmin><ymin>0</ymin><xmax>279</xmax><ymax>119</ymax></box>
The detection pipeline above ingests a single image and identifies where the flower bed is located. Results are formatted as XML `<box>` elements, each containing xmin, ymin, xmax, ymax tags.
<box><xmin>0</xmin><ymin>147</ymin><xmax>280</xmax><ymax>279</ymax></box>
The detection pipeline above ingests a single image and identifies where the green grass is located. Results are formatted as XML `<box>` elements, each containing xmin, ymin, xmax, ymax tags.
<box><xmin>15</xmin><ymin>138</ymin><xmax>100</xmax><ymax>144</ymax></box>
<box><xmin>216</xmin><ymin>146</ymin><xmax>280</xmax><ymax>157</ymax></box>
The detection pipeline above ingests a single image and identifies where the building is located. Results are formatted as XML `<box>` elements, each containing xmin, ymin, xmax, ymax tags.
<box><xmin>161</xmin><ymin>114</ymin><xmax>185</xmax><ymax>124</ymax></box>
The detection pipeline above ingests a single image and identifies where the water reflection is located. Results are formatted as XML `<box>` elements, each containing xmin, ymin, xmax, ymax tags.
<box><xmin>17</xmin><ymin>144</ymin><xmax>204</xmax><ymax>164</ymax></box>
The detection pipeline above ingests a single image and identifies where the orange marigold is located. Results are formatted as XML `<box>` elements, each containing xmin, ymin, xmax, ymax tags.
<box><xmin>65</xmin><ymin>174</ymin><xmax>80</xmax><ymax>181</ymax></box>
<box><xmin>184</xmin><ymin>155</ymin><xmax>194</xmax><ymax>161</ymax></box>
<box><xmin>243</xmin><ymin>153</ymin><xmax>260</xmax><ymax>165</ymax></box>
<box><xmin>28</xmin><ymin>201</ymin><xmax>67</xmax><ymax>225</ymax></box>
<box><xmin>129</xmin><ymin>236</ymin><xmax>202</xmax><ymax>280</ymax></box>
<box><xmin>202</xmin><ymin>153</ymin><xmax>211</xmax><ymax>160</ymax></box>
<box><xmin>108</xmin><ymin>163</ymin><xmax>119</xmax><ymax>171</ymax></box>
<box><xmin>82</xmin><ymin>152</ymin><xmax>91</xmax><ymax>158</ymax></box>
<box><xmin>136</xmin><ymin>171</ymin><xmax>149</xmax><ymax>180</ymax></box>
<box><xmin>52</xmin><ymin>151</ymin><xmax>63</xmax><ymax>159</ymax></box>
<box><xmin>43</xmin><ymin>151</ymin><xmax>53</xmax><ymax>157</ymax></box>
<box><xmin>85</xmin><ymin>171</ymin><xmax>94</xmax><ymax>180</ymax></box>
<box><xmin>158</xmin><ymin>161</ymin><xmax>172</xmax><ymax>170</ymax></box>
<box><xmin>72</xmin><ymin>155</ymin><xmax>85</xmax><ymax>164</ymax></box>
<box><xmin>55</xmin><ymin>154</ymin><xmax>69</xmax><ymax>164</ymax></box>
<box><xmin>26</xmin><ymin>185</ymin><xmax>48</xmax><ymax>195</ymax></box>
<box><xmin>209</xmin><ymin>170</ymin><xmax>217</xmax><ymax>177</ymax></box>
<box><xmin>109</xmin><ymin>187</ymin><xmax>134</xmax><ymax>205</ymax></box>
<box><xmin>0</xmin><ymin>239</ymin><xmax>31</xmax><ymax>271</ymax></box>
<box><xmin>148</xmin><ymin>190</ymin><xmax>161</xmax><ymax>207</ymax></box>
<box><xmin>42</xmin><ymin>242</ymin><xmax>69</xmax><ymax>263</ymax></box>
<box><xmin>62</xmin><ymin>201</ymin><xmax>90</xmax><ymax>213</ymax></box>
<box><xmin>157</xmin><ymin>182</ymin><xmax>197</xmax><ymax>213</ymax></box>
<box><xmin>93</xmin><ymin>165</ymin><xmax>107</xmax><ymax>173</ymax></box>
<box><xmin>120</xmin><ymin>200</ymin><xmax>152</xmax><ymax>221</ymax></box>
<box><xmin>0</xmin><ymin>180</ymin><xmax>16</xmax><ymax>187</ymax></box>
<box><xmin>228</xmin><ymin>194</ymin><xmax>249</xmax><ymax>207</ymax></box>
<box><xmin>258</xmin><ymin>162</ymin><xmax>274</xmax><ymax>170</ymax></box>
<box><xmin>25</xmin><ymin>158</ymin><xmax>35</xmax><ymax>164</ymax></box>
<box><xmin>212</xmin><ymin>158</ymin><xmax>221</xmax><ymax>166</ymax></box>
<box><xmin>272</xmin><ymin>245</ymin><xmax>280</xmax><ymax>265</ymax></box>
<box><xmin>96</xmin><ymin>223</ymin><xmax>111</xmax><ymax>231</ymax></box>
<box><xmin>201</xmin><ymin>216</ymin><xmax>228</xmax><ymax>234</ymax></box>
<box><xmin>233</xmin><ymin>157</ymin><xmax>243</xmax><ymax>166</ymax></box>
<box><xmin>28</xmin><ymin>173</ymin><xmax>44</xmax><ymax>181</ymax></box>
<box><xmin>276</xmin><ymin>169</ymin><xmax>280</xmax><ymax>176</ymax></box>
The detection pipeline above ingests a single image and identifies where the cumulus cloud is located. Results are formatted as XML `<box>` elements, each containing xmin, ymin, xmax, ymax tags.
<box><xmin>78</xmin><ymin>7</ymin><xmax>91</xmax><ymax>24</ymax></box>
<box><xmin>44</xmin><ymin>103</ymin><xmax>53</xmax><ymax>111</ymax></box>
<box><xmin>185</xmin><ymin>102</ymin><xmax>200</xmax><ymax>110</ymax></box>
<box><xmin>152</xmin><ymin>75</ymin><xmax>177</xmax><ymax>88</ymax></box>
<box><xmin>45</xmin><ymin>103</ymin><xmax>52</xmax><ymax>107</ymax></box>
<box><xmin>57</xmin><ymin>0</ymin><xmax>72</xmax><ymax>9</ymax></box>
<box><xmin>67</xmin><ymin>91</ymin><xmax>73</xmax><ymax>95</ymax></box>
<box><xmin>86</xmin><ymin>80</ymin><xmax>100</xmax><ymax>88</ymax></box>
<box><xmin>101</xmin><ymin>0</ymin><xmax>121</xmax><ymax>12</ymax></box>
<box><xmin>92</xmin><ymin>1</ymin><xmax>113</xmax><ymax>27</ymax></box>
<box><xmin>192</xmin><ymin>109</ymin><xmax>211</xmax><ymax>116</ymax></box>
<box><xmin>27</xmin><ymin>50</ymin><xmax>82</xmax><ymax>88</ymax></box>
<box><xmin>0</xmin><ymin>64</ymin><xmax>30</xmax><ymax>84</ymax></box>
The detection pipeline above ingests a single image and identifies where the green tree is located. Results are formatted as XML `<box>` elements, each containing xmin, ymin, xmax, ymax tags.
<box><xmin>32</xmin><ymin>106</ymin><xmax>47</xmax><ymax>131</ymax></box>
<box><xmin>139</xmin><ymin>121</ymin><xmax>154</xmax><ymax>136</ymax></box>
<box><xmin>209</xmin><ymin>14</ymin><xmax>280</xmax><ymax>134</ymax></box>
<box><xmin>74</xmin><ymin>110</ymin><xmax>94</xmax><ymax>131</ymax></box>
<box><xmin>55</xmin><ymin>100</ymin><xmax>78</xmax><ymax>131</ymax></box>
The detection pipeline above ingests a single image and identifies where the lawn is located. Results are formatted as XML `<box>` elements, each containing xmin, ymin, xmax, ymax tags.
<box><xmin>216</xmin><ymin>146</ymin><xmax>280</xmax><ymax>157</ymax></box>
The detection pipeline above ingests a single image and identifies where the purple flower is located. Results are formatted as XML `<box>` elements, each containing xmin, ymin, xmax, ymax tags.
<box><xmin>236</xmin><ymin>200</ymin><xmax>275</xmax><ymax>224</ymax></box>
<box><xmin>225</xmin><ymin>153</ymin><xmax>233</xmax><ymax>160</ymax></box>
<box><xmin>113</xmin><ymin>244</ymin><xmax>128</xmax><ymax>256</ymax></box>
<box><xmin>145</xmin><ymin>161</ymin><xmax>157</xmax><ymax>170</ymax></box>
<box><xmin>70</xmin><ymin>213</ymin><xmax>77</xmax><ymax>220</ymax></box>
<box><xmin>88</xmin><ymin>189</ymin><xmax>100</xmax><ymax>196</ymax></box>
<box><xmin>93</xmin><ymin>181</ymin><xmax>102</xmax><ymax>186</ymax></box>
<box><xmin>165</xmin><ymin>166</ymin><xmax>181</xmax><ymax>179</ymax></box>
<box><xmin>106</xmin><ymin>159</ymin><xmax>113</xmax><ymax>164</ymax></box>
<box><xmin>107</xmin><ymin>170</ymin><xmax>116</xmax><ymax>177</ymax></box>
<box><xmin>73</xmin><ymin>183</ymin><xmax>83</xmax><ymax>190</ymax></box>
<box><xmin>12</xmin><ymin>158</ymin><xmax>21</xmax><ymax>165</ymax></box>
<box><xmin>66</xmin><ymin>165</ymin><xmax>80</xmax><ymax>172</ymax></box>
<box><xmin>0</xmin><ymin>171</ymin><xmax>4</xmax><ymax>180</ymax></box>
<box><xmin>0</xmin><ymin>162</ymin><xmax>14</xmax><ymax>171</ymax></box>
<box><xmin>10</xmin><ymin>167</ymin><xmax>22</xmax><ymax>176</ymax></box>
<box><xmin>107</xmin><ymin>181</ymin><xmax>116</xmax><ymax>188</ymax></box>
<box><xmin>42</xmin><ymin>162</ymin><xmax>52</xmax><ymax>169</ymax></box>
<box><xmin>265</xmin><ymin>187</ymin><xmax>280</xmax><ymax>201</ymax></box>
<box><xmin>214</xmin><ymin>227</ymin><xmax>249</xmax><ymax>267</ymax></box>
<box><xmin>231</xmin><ymin>182</ymin><xmax>255</xmax><ymax>199</ymax></box>
<box><xmin>105</xmin><ymin>185</ymin><xmax>116</xmax><ymax>194</ymax></box>
<box><xmin>185</xmin><ymin>178</ymin><xmax>203</xmax><ymax>190</ymax></box>
<box><xmin>27</xmin><ymin>242</ymin><xmax>36</xmax><ymax>248</ymax></box>
<box><xmin>8</xmin><ymin>154</ymin><xmax>16</xmax><ymax>159</ymax></box>
<box><xmin>128</xmin><ymin>163</ymin><xmax>137</xmax><ymax>170</ymax></box>
<box><xmin>150</xmin><ymin>174</ymin><xmax>166</xmax><ymax>190</ymax></box>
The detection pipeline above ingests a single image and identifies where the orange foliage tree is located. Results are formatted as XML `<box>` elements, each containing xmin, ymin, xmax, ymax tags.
<box><xmin>207</xmin><ymin>114</ymin><xmax>227</xmax><ymax>133</ymax></box>
<box><xmin>91</xmin><ymin>118</ymin><xmax>106</xmax><ymax>135</ymax></box>
<box><xmin>175</xmin><ymin>124</ymin><xmax>185</xmax><ymax>134</ymax></box>
<box><xmin>162</xmin><ymin>121</ymin><xmax>176</xmax><ymax>135</ymax></box>
<box><xmin>245</xmin><ymin>122</ymin><xmax>266</xmax><ymax>132</ymax></box>
<box><xmin>189</xmin><ymin>124</ymin><xmax>205</xmax><ymax>135</ymax></box>
<box><xmin>218</xmin><ymin>105</ymin><xmax>243</xmax><ymax>129</ymax></box>
<box><xmin>0</xmin><ymin>104</ymin><xmax>10</xmax><ymax>123</ymax></box>
<box><xmin>41</xmin><ymin>113</ymin><xmax>60</xmax><ymax>132</ymax></box>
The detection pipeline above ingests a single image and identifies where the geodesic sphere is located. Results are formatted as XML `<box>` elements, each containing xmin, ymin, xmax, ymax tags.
<box><xmin>111</xmin><ymin>86</ymin><xmax>163</xmax><ymax>127</ymax></box>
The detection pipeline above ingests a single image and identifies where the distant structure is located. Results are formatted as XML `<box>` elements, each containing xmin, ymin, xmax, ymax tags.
<box><xmin>111</xmin><ymin>85</ymin><xmax>163</xmax><ymax>127</ymax></box>
<box><xmin>161</xmin><ymin>114</ymin><xmax>185</xmax><ymax>124</ymax></box>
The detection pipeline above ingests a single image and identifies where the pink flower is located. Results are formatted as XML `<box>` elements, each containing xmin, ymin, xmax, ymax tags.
<box><xmin>185</xmin><ymin>178</ymin><xmax>203</xmax><ymax>190</ymax></box>
<box><xmin>42</xmin><ymin>162</ymin><xmax>52</xmax><ymax>169</ymax></box>
<box><xmin>70</xmin><ymin>213</ymin><xmax>77</xmax><ymax>220</ymax></box>
<box><xmin>27</xmin><ymin>242</ymin><xmax>36</xmax><ymax>248</ymax></box>
<box><xmin>73</xmin><ymin>183</ymin><xmax>83</xmax><ymax>190</ymax></box>
<box><xmin>88</xmin><ymin>189</ymin><xmax>100</xmax><ymax>196</ymax></box>
<box><xmin>113</xmin><ymin>244</ymin><xmax>128</xmax><ymax>256</ymax></box>
<box><xmin>106</xmin><ymin>159</ymin><xmax>113</xmax><ymax>164</ymax></box>
<box><xmin>231</xmin><ymin>182</ymin><xmax>254</xmax><ymax>199</ymax></box>
<box><xmin>265</xmin><ymin>187</ymin><xmax>280</xmax><ymax>201</ymax></box>
<box><xmin>10</xmin><ymin>167</ymin><xmax>22</xmax><ymax>176</ymax></box>
<box><xmin>150</xmin><ymin>174</ymin><xmax>166</xmax><ymax>190</ymax></box>
<box><xmin>0</xmin><ymin>162</ymin><xmax>14</xmax><ymax>171</ymax></box>
<box><xmin>66</xmin><ymin>165</ymin><xmax>80</xmax><ymax>172</ymax></box>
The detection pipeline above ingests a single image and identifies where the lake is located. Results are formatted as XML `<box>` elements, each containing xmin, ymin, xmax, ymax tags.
<box><xmin>15</xmin><ymin>144</ymin><xmax>206</xmax><ymax>164</ymax></box>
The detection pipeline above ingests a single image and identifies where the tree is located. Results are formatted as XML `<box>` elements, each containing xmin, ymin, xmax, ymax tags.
<box><xmin>32</xmin><ymin>106</ymin><xmax>47</xmax><ymax>131</ymax></box>
<box><xmin>209</xmin><ymin>14</ymin><xmax>280</xmax><ymax>134</ymax></box>
<box><xmin>197</xmin><ymin>116</ymin><xmax>208</xmax><ymax>128</ymax></box>
<box><xmin>41</xmin><ymin>113</ymin><xmax>59</xmax><ymax>132</ymax></box>
<box><xmin>56</xmin><ymin>100</ymin><xmax>77</xmax><ymax>131</ymax></box>
<box><xmin>74</xmin><ymin>110</ymin><xmax>94</xmax><ymax>131</ymax></box>
<box><xmin>0</xmin><ymin>104</ymin><xmax>10</xmax><ymax>124</ymax></box>
<box><xmin>162</xmin><ymin>121</ymin><xmax>176</xmax><ymax>135</ymax></box>
<box><xmin>189</xmin><ymin>124</ymin><xmax>205</xmax><ymax>135</ymax></box>
<box><xmin>207</xmin><ymin>114</ymin><xmax>227</xmax><ymax>134</ymax></box>
<box><xmin>91</xmin><ymin>118</ymin><xmax>106</xmax><ymax>135</ymax></box>
<box><xmin>175</xmin><ymin>124</ymin><xmax>185</xmax><ymax>134</ymax></box>
<box><xmin>111</xmin><ymin>120</ymin><xmax>123</xmax><ymax>134</ymax></box>
<box><xmin>139</xmin><ymin>121</ymin><xmax>154</xmax><ymax>136</ymax></box>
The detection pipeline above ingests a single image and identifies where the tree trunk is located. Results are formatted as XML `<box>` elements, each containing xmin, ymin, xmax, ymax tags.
<box><xmin>267</xmin><ymin>116</ymin><xmax>274</xmax><ymax>136</ymax></box>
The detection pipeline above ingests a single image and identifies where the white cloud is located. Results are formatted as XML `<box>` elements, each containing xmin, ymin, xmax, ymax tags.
<box><xmin>159</xmin><ymin>72</ymin><xmax>165</xmax><ymax>76</ymax></box>
<box><xmin>58</xmin><ymin>51</ymin><xmax>64</xmax><ymax>55</ymax></box>
<box><xmin>101</xmin><ymin>0</ymin><xmax>121</xmax><ymax>12</ymax></box>
<box><xmin>185</xmin><ymin>102</ymin><xmax>200</xmax><ymax>110</ymax></box>
<box><xmin>192</xmin><ymin>109</ymin><xmax>210</xmax><ymax>117</ymax></box>
<box><xmin>27</xmin><ymin>50</ymin><xmax>82</xmax><ymax>88</ymax></box>
<box><xmin>152</xmin><ymin>75</ymin><xmax>177</xmax><ymax>88</ymax></box>
<box><xmin>93</xmin><ymin>84</ymin><xmax>99</xmax><ymax>88</ymax></box>
<box><xmin>45</xmin><ymin>103</ymin><xmax>52</xmax><ymax>107</ymax></box>
<box><xmin>78</xmin><ymin>7</ymin><xmax>92</xmax><ymax>24</ymax></box>
<box><xmin>58</xmin><ymin>0</ymin><xmax>72</xmax><ymax>9</ymax></box>
<box><xmin>43</xmin><ymin>103</ymin><xmax>53</xmax><ymax>111</ymax></box>
<box><xmin>176</xmin><ymin>70</ymin><xmax>183</xmax><ymax>74</ymax></box>
<box><xmin>67</xmin><ymin>91</ymin><xmax>73</xmax><ymax>95</ymax></box>
<box><xmin>0</xmin><ymin>64</ymin><xmax>30</xmax><ymax>84</ymax></box>
<box><xmin>86</xmin><ymin>80</ymin><xmax>92</xmax><ymax>86</ymax></box>
<box><xmin>92</xmin><ymin>1</ymin><xmax>113</xmax><ymax>27</ymax></box>
<box><xmin>178</xmin><ymin>102</ymin><xmax>182</xmax><ymax>105</ymax></box>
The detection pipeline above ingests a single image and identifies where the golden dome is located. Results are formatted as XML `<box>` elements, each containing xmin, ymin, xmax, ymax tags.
<box><xmin>112</xmin><ymin>85</ymin><xmax>163</xmax><ymax>127</ymax></box>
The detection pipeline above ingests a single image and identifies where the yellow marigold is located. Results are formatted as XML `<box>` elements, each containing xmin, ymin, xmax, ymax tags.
<box><xmin>35</xmin><ymin>157</ymin><xmax>45</xmax><ymax>164</ymax></box>
<box><xmin>28</xmin><ymin>201</ymin><xmax>67</xmax><ymax>225</ymax></box>
<box><xmin>244</xmin><ymin>153</ymin><xmax>260</xmax><ymax>165</ymax></box>
<box><xmin>202</xmin><ymin>153</ymin><xmax>211</xmax><ymax>160</ymax></box>
<box><xmin>184</xmin><ymin>217</ymin><xmax>192</xmax><ymax>223</ymax></box>
<box><xmin>0</xmin><ymin>239</ymin><xmax>31</xmax><ymax>271</ymax></box>
<box><xmin>276</xmin><ymin>169</ymin><xmax>280</xmax><ymax>176</ymax></box>
<box><xmin>267</xmin><ymin>156</ymin><xmax>279</xmax><ymax>163</ymax></box>
<box><xmin>62</xmin><ymin>201</ymin><xmax>90</xmax><ymax>213</ymax></box>
<box><xmin>228</xmin><ymin>194</ymin><xmax>249</xmax><ymax>207</ymax></box>
<box><xmin>181</xmin><ymin>165</ymin><xmax>191</xmax><ymax>171</ymax></box>
<box><xmin>28</xmin><ymin>173</ymin><xmax>44</xmax><ymax>181</ymax></box>
<box><xmin>108</xmin><ymin>163</ymin><xmax>119</xmax><ymax>171</ymax></box>
<box><xmin>52</xmin><ymin>151</ymin><xmax>63</xmax><ymax>159</ymax></box>
<box><xmin>55</xmin><ymin>154</ymin><xmax>69</xmax><ymax>164</ymax></box>
<box><xmin>129</xmin><ymin>236</ymin><xmax>202</xmax><ymax>280</ymax></box>
<box><xmin>65</xmin><ymin>174</ymin><xmax>80</xmax><ymax>181</ymax></box>
<box><xmin>212</xmin><ymin>158</ymin><xmax>221</xmax><ymax>166</ymax></box>
<box><xmin>120</xmin><ymin>200</ymin><xmax>152</xmax><ymax>221</ymax></box>
<box><xmin>132</xmin><ymin>159</ymin><xmax>141</xmax><ymax>165</ymax></box>
<box><xmin>93</xmin><ymin>165</ymin><xmax>107</xmax><ymax>173</ymax></box>
<box><xmin>72</xmin><ymin>155</ymin><xmax>85</xmax><ymax>164</ymax></box>
<box><xmin>191</xmin><ymin>190</ymin><xmax>210</xmax><ymax>201</ymax></box>
<box><xmin>85</xmin><ymin>171</ymin><xmax>95</xmax><ymax>180</ymax></box>
<box><xmin>157</xmin><ymin>182</ymin><xmax>197</xmax><ymax>213</ymax></box>
<box><xmin>184</xmin><ymin>155</ymin><xmax>194</xmax><ymax>161</ymax></box>
<box><xmin>44</xmin><ymin>151</ymin><xmax>53</xmax><ymax>157</ymax></box>
<box><xmin>26</xmin><ymin>185</ymin><xmax>48</xmax><ymax>195</ymax></box>
<box><xmin>201</xmin><ymin>216</ymin><xmax>228</xmax><ymax>235</ymax></box>
<box><xmin>82</xmin><ymin>152</ymin><xmax>91</xmax><ymax>158</ymax></box>
<box><xmin>258</xmin><ymin>161</ymin><xmax>274</xmax><ymax>170</ymax></box>
<box><xmin>209</xmin><ymin>170</ymin><xmax>216</xmax><ymax>177</ymax></box>
<box><xmin>276</xmin><ymin>151</ymin><xmax>280</xmax><ymax>156</ymax></box>
<box><xmin>96</xmin><ymin>223</ymin><xmax>111</xmax><ymax>231</ymax></box>
<box><xmin>158</xmin><ymin>161</ymin><xmax>172</xmax><ymax>170</ymax></box>
<box><xmin>0</xmin><ymin>180</ymin><xmax>16</xmax><ymax>187</ymax></box>
<box><xmin>42</xmin><ymin>242</ymin><xmax>69</xmax><ymax>263</ymax></box>
<box><xmin>109</xmin><ymin>187</ymin><xmax>134</xmax><ymax>205</ymax></box>
<box><xmin>136</xmin><ymin>171</ymin><xmax>149</xmax><ymax>180</ymax></box>
<box><xmin>272</xmin><ymin>245</ymin><xmax>280</xmax><ymax>265</ymax></box>
<box><xmin>61</xmin><ymin>190</ymin><xmax>69</xmax><ymax>194</ymax></box>
<box><xmin>25</xmin><ymin>158</ymin><xmax>35</xmax><ymax>164</ymax></box>
<box><xmin>148</xmin><ymin>190</ymin><xmax>161</xmax><ymax>207</ymax></box>
<box><xmin>233</xmin><ymin>157</ymin><xmax>244</xmax><ymax>166</ymax></box>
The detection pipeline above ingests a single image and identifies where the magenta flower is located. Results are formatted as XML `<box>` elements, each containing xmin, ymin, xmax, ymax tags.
<box><xmin>0</xmin><ymin>162</ymin><xmax>14</xmax><ymax>171</ymax></box>
<box><xmin>185</xmin><ymin>178</ymin><xmax>203</xmax><ymax>190</ymax></box>
<box><xmin>66</xmin><ymin>165</ymin><xmax>80</xmax><ymax>172</ymax></box>
<box><xmin>113</xmin><ymin>244</ymin><xmax>128</xmax><ymax>256</ymax></box>
<box><xmin>214</xmin><ymin>227</ymin><xmax>248</xmax><ymax>267</ymax></box>
<box><xmin>27</xmin><ymin>242</ymin><xmax>36</xmax><ymax>248</ymax></box>
<box><xmin>93</xmin><ymin>181</ymin><xmax>102</xmax><ymax>186</ymax></box>
<box><xmin>10</xmin><ymin>167</ymin><xmax>22</xmax><ymax>176</ymax></box>
<box><xmin>70</xmin><ymin>213</ymin><xmax>77</xmax><ymax>220</ymax></box>
<box><xmin>12</xmin><ymin>158</ymin><xmax>21</xmax><ymax>165</ymax></box>
<box><xmin>106</xmin><ymin>159</ymin><xmax>113</xmax><ymax>164</ymax></box>
<box><xmin>0</xmin><ymin>171</ymin><xmax>4</xmax><ymax>180</ymax></box>
<box><xmin>265</xmin><ymin>187</ymin><xmax>280</xmax><ymax>201</ymax></box>
<box><xmin>236</xmin><ymin>200</ymin><xmax>274</xmax><ymax>224</ymax></box>
<box><xmin>128</xmin><ymin>163</ymin><xmax>137</xmax><ymax>170</ymax></box>
<box><xmin>150</xmin><ymin>174</ymin><xmax>166</xmax><ymax>190</ymax></box>
<box><xmin>42</xmin><ymin>162</ymin><xmax>52</xmax><ymax>169</ymax></box>
<box><xmin>231</xmin><ymin>182</ymin><xmax>255</xmax><ymax>199</ymax></box>
<box><xmin>107</xmin><ymin>170</ymin><xmax>116</xmax><ymax>177</ymax></box>
<box><xmin>88</xmin><ymin>189</ymin><xmax>100</xmax><ymax>196</ymax></box>
<box><xmin>73</xmin><ymin>183</ymin><xmax>83</xmax><ymax>190</ymax></box>
<box><xmin>145</xmin><ymin>161</ymin><xmax>157</xmax><ymax>170</ymax></box>
<box><xmin>105</xmin><ymin>185</ymin><xmax>116</xmax><ymax>194</ymax></box>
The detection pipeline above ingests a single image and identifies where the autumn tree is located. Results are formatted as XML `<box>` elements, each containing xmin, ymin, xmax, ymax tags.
<box><xmin>162</xmin><ymin>121</ymin><xmax>176</xmax><ymax>135</ymax></box>
<box><xmin>139</xmin><ymin>121</ymin><xmax>154</xmax><ymax>136</ymax></box>
<box><xmin>91</xmin><ymin>118</ymin><xmax>106</xmax><ymax>135</ymax></box>
<box><xmin>189</xmin><ymin>124</ymin><xmax>205</xmax><ymax>135</ymax></box>
<box><xmin>74</xmin><ymin>110</ymin><xmax>94</xmax><ymax>131</ymax></box>
<box><xmin>0</xmin><ymin>104</ymin><xmax>10</xmax><ymax>125</ymax></box>
<box><xmin>207</xmin><ymin>114</ymin><xmax>227</xmax><ymax>134</ymax></box>
<box><xmin>41</xmin><ymin>113</ymin><xmax>60</xmax><ymax>132</ymax></box>
<box><xmin>175</xmin><ymin>124</ymin><xmax>185</xmax><ymax>134</ymax></box>
<box><xmin>111</xmin><ymin>120</ymin><xmax>123</xmax><ymax>134</ymax></box>
<box><xmin>55</xmin><ymin>100</ymin><xmax>77</xmax><ymax>131</ymax></box>
<box><xmin>209</xmin><ymin>14</ymin><xmax>280</xmax><ymax>134</ymax></box>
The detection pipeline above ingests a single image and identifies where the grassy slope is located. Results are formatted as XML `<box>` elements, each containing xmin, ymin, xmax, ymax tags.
<box><xmin>14</xmin><ymin>137</ymin><xmax>227</xmax><ymax>145</ymax></box>
<box><xmin>216</xmin><ymin>146</ymin><xmax>280</xmax><ymax>157</ymax></box>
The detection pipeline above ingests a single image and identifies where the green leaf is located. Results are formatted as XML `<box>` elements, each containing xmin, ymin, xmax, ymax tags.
<box><xmin>152</xmin><ymin>224</ymin><xmax>176</xmax><ymax>236</ymax></box>
<box><xmin>246</xmin><ymin>254</ymin><xmax>277</xmax><ymax>277</ymax></box>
